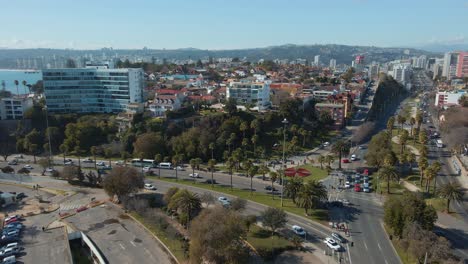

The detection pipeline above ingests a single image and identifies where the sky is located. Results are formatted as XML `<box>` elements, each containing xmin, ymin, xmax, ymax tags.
<box><xmin>1</xmin><ymin>0</ymin><xmax>467</xmax><ymax>50</ymax></box>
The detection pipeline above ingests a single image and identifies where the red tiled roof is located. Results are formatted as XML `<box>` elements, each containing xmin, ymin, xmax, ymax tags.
<box><xmin>156</xmin><ymin>89</ymin><xmax>181</xmax><ymax>95</ymax></box>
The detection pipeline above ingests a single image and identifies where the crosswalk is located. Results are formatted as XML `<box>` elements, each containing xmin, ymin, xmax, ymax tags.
<box><xmin>59</xmin><ymin>203</ymin><xmax>84</xmax><ymax>211</ymax></box>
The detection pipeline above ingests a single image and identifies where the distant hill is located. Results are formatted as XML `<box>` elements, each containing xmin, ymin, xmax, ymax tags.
<box><xmin>413</xmin><ymin>43</ymin><xmax>468</xmax><ymax>53</ymax></box>
<box><xmin>0</xmin><ymin>44</ymin><xmax>438</xmax><ymax>68</ymax></box>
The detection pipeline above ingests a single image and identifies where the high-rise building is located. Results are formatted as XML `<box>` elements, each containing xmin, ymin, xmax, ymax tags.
<box><xmin>0</xmin><ymin>96</ymin><xmax>33</xmax><ymax>120</ymax></box>
<box><xmin>329</xmin><ymin>59</ymin><xmax>337</xmax><ymax>69</ymax></box>
<box><xmin>43</xmin><ymin>68</ymin><xmax>144</xmax><ymax>113</ymax></box>
<box><xmin>412</xmin><ymin>55</ymin><xmax>427</xmax><ymax>69</ymax></box>
<box><xmin>314</xmin><ymin>55</ymin><xmax>320</xmax><ymax>66</ymax></box>
<box><xmin>456</xmin><ymin>52</ymin><xmax>468</xmax><ymax>78</ymax></box>
<box><xmin>227</xmin><ymin>79</ymin><xmax>270</xmax><ymax>110</ymax></box>
<box><xmin>368</xmin><ymin>64</ymin><xmax>380</xmax><ymax>79</ymax></box>
<box><xmin>442</xmin><ymin>52</ymin><xmax>459</xmax><ymax>79</ymax></box>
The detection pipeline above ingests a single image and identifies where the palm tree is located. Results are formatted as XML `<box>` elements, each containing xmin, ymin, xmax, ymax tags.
<box><xmin>14</xmin><ymin>80</ymin><xmax>19</xmax><ymax>95</ymax></box>
<box><xmin>331</xmin><ymin>140</ymin><xmax>350</xmax><ymax>170</ymax></box>
<box><xmin>325</xmin><ymin>155</ymin><xmax>335</xmax><ymax>169</ymax></box>
<box><xmin>419</xmin><ymin>145</ymin><xmax>428</xmax><ymax>157</ymax></box>
<box><xmin>424</xmin><ymin>167</ymin><xmax>436</xmax><ymax>193</ymax></box>
<box><xmin>172</xmin><ymin>155</ymin><xmax>182</xmax><ymax>181</ymax></box>
<box><xmin>379</xmin><ymin>166</ymin><xmax>399</xmax><ymax>194</ymax></box>
<box><xmin>438</xmin><ymin>182</ymin><xmax>464</xmax><ymax>213</ymax></box>
<box><xmin>415</xmin><ymin>111</ymin><xmax>423</xmax><ymax>130</ymax></box>
<box><xmin>248</xmin><ymin>165</ymin><xmax>259</xmax><ymax>195</ymax></box>
<box><xmin>409</xmin><ymin>117</ymin><xmax>416</xmax><ymax>136</ymax></box>
<box><xmin>290</xmin><ymin>124</ymin><xmax>299</xmax><ymax>137</ymax></box>
<box><xmin>208</xmin><ymin>143</ymin><xmax>215</xmax><ymax>160</ymax></box>
<box><xmin>169</xmin><ymin>189</ymin><xmax>201</xmax><ymax>227</ymax></box>
<box><xmin>240</xmin><ymin>121</ymin><xmax>249</xmax><ymax>139</ymax></box>
<box><xmin>227</xmin><ymin>133</ymin><xmax>236</xmax><ymax>154</ymax></box>
<box><xmin>59</xmin><ymin>144</ymin><xmax>68</xmax><ymax>164</ymax></box>
<box><xmin>258</xmin><ymin>164</ymin><xmax>269</xmax><ymax>181</ymax></box>
<box><xmin>154</xmin><ymin>154</ymin><xmax>162</xmax><ymax>178</ymax></box>
<box><xmin>406</xmin><ymin>152</ymin><xmax>416</xmax><ymax>173</ymax></box>
<box><xmin>190</xmin><ymin>158</ymin><xmax>197</xmax><ymax>177</ymax></box>
<box><xmin>208</xmin><ymin>159</ymin><xmax>216</xmax><ymax>188</ymax></box>
<box><xmin>22</xmin><ymin>80</ymin><xmax>28</xmax><ymax>94</ymax></box>
<box><xmin>387</xmin><ymin>116</ymin><xmax>395</xmax><ymax>136</ymax></box>
<box><xmin>74</xmin><ymin>146</ymin><xmax>82</xmax><ymax>169</ymax></box>
<box><xmin>251</xmin><ymin>119</ymin><xmax>260</xmax><ymax>136</ymax></box>
<box><xmin>269</xmin><ymin>171</ymin><xmax>278</xmax><ymax>200</ymax></box>
<box><xmin>295</xmin><ymin>180</ymin><xmax>327</xmax><ymax>215</ymax></box>
<box><xmin>226</xmin><ymin>157</ymin><xmax>235</xmax><ymax>191</ymax></box>
<box><xmin>399</xmin><ymin>130</ymin><xmax>408</xmax><ymax>155</ymax></box>
<box><xmin>418</xmin><ymin>156</ymin><xmax>428</xmax><ymax>187</ymax></box>
<box><xmin>299</xmin><ymin>128</ymin><xmax>308</xmax><ymax>147</ymax></box>
<box><xmin>396</xmin><ymin>115</ymin><xmax>406</xmax><ymax>134</ymax></box>
<box><xmin>251</xmin><ymin>135</ymin><xmax>259</xmax><ymax>155</ymax></box>
<box><xmin>317</xmin><ymin>155</ymin><xmax>325</xmax><ymax>170</ymax></box>
<box><xmin>284</xmin><ymin>177</ymin><xmax>303</xmax><ymax>203</ymax></box>
<box><xmin>431</xmin><ymin>161</ymin><xmax>442</xmax><ymax>194</ymax></box>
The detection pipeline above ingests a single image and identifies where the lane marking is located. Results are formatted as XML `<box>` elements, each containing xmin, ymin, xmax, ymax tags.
<box><xmin>377</xmin><ymin>243</ymin><xmax>382</xmax><ymax>251</ymax></box>
<box><xmin>364</xmin><ymin>242</ymin><xmax>368</xmax><ymax>250</ymax></box>
<box><xmin>119</xmin><ymin>243</ymin><xmax>125</xmax><ymax>250</ymax></box>
<box><xmin>385</xmin><ymin>260</ymin><xmax>389</xmax><ymax>264</ymax></box>
<box><xmin>130</xmin><ymin>241</ymin><xmax>137</xmax><ymax>247</ymax></box>
<box><xmin>347</xmin><ymin>244</ymin><xmax>352</xmax><ymax>264</ymax></box>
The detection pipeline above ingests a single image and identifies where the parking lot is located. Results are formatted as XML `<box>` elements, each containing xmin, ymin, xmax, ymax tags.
<box><xmin>1</xmin><ymin>184</ymin><xmax>72</xmax><ymax>264</ymax></box>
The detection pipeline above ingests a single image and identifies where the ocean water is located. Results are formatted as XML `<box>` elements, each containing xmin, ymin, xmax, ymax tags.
<box><xmin>0</xmin><ymin>69</ymin><xmax>43</xmax><ymax>94</ymax></box>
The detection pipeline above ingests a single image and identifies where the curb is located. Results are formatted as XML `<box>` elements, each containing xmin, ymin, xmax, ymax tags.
<box><xmin>380</xmin><ymin>222</ymin><xmax>403</xmax><ymax>264</ymax></box>
<box><xmin>126</xmin><ymin>213</ymin><xmax>180</xmax><ymax>264</ymax></box>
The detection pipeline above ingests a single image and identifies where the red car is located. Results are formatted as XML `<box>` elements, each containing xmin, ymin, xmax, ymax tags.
<box><xmin>354</xmin><ymin>184</ymin><xmax>361</xmax><ymax>192</ymax></box>
<box><xmin>342</xmin><ymin>159</ymin><xmax>350</xmax><ymax>163</ymax></box>
<box><xmin>5</xmin><ymin>218</ymin><xmax>19</xmax><ymax>225</ymax></box>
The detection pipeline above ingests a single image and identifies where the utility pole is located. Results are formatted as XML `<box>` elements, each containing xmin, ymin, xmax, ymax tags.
<box><xmin>281</xmin><ymin>118</ymin><xmax>288</xmax><ymax>207</ymax></box>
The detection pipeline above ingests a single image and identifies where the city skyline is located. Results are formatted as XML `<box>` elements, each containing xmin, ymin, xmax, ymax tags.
<box><xmin>1</xmin><ymin>0</ymin><xmax>467</xmax><ymax>50</ymax></box>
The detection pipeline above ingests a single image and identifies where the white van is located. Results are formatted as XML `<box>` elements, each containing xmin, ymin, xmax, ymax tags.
<box><xmin>144</xmin><ymin>183</ymin><xmax>156</xmax><ymax>190</ymax></box>
<box><xmin>158</xmin><ymin>162</ymin><xmax>172</xmax><ymax>169</ymax></box>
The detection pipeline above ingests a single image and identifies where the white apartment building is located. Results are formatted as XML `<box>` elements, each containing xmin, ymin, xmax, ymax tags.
<box><xmin>329</xmin><ymin>59</ymin><xmax>337</xmax><ymax>69</ymax></box>
<box><xmin>227</xmin><ymin>80</ymin><xmax>271</xmax><ymax>110</ymax></box>
<box><xmin>412</xmin><ymin>55</ymin><xmax>427</xmax><ymax>69</ymax></box>
<box><xmin>43</xmin><ymin>68</ymin><xmax>144</xmax><ymax>113</ymax></box>
<box><xmin>0</xmin><ymin>96</ymin><xmax>33</xmax><ymax>120</ymax></box>
<box><xmin>368</xmin><ymin>64</ymin><xmax>380</xmax><ymax>80</ymax></box>
<box><xmin>435</xmin><ymin>90</ymin><xmax>466</xmax><ymax>107</ymax></box>
<box><xmin>390</xmin><ymin>64</ymin><xmax>412</xmax><ymax>87</ymax></box>
<box><xmin>314</xmin><ymin>55</ymin><xmax>320</xmax><ymax>66</ymax></box>
<box><xmin>442</xmin><ymin>52</ymin><xmax>459</xmax><ymax>79</ymax></box>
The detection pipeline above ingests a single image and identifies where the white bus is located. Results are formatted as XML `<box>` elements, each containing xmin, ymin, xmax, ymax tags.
<box><xmin>436</xmin><ymin>139</ymin><xmax>443</xmax><ymax>148</ymax></box>
<box><xmin>158</xmin><ymin>162</ymin><xmax>173</xmax><ymax>169</ymax></box>
<box><xmin>131</xmin><ymin>159</ymin><xmax>157</xmax><ymax>167</ymax></box>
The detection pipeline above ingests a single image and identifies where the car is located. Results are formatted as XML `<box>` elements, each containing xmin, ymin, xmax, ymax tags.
<box><xmin>358</xmin><ymin>145</ymin><xmax>365</xmax><ymax>149</ymax></box>
<box><xmin>144</xmin><ymin>183</ymin><xmax>156</xmax><ymax>190</ymax></box>
<box><xmin>0</xmin><ymin>243</ymin><xmax>19</xmax><ymax>252</ymax></box>
<box><xmin>15</xmin><ymin>193</ymin><xmax>26</xmax><ymax>200</ymax></box>
<box><xmin>142</xmin><ymin>166</ymin><xmax>151</xmax><ymax>172</ymax></box>
<box><xmin>45</xmin><ymin>167</ymin><xmax>55</xmax><ymax>173</ymax></box>
<box><xmin>363</xmin><ymin>176</ymin><xmax>370</xmax><ymax>181</ymax></box>
<box><xmin>4</xmin><ymin>218</ymin><xmax>18</xmax><ymax>225</ymax></box>
<box><xmin>363</xmin><ymin>181</ymin><xmax>369</xmax><ymax>188</ymax></box>
<box><xmin>323</xmin><ymin>142</ymin><xmax>330</xmax><ymax>147</ymax></box>
<box><xmin>354</xmin><ymin>184</ymin><xmax>361</xmax><ymax>192</ymax></box>
<box><xmin>324</xmin><ymin>237</ymin><xmax>341</xmax><ymax>251</ymax></box>
<box><xmin>64</xmin><ymin>161</ymin><xmax>74</xmax><ymax>166</ymax></box>
<box><xmin>331</xmin><ymin>232</ymin><xmax>346</xmax><ymax>243</ymax></box>
<box><xmin>292</xmin><ymin>225</ymin><xmax>306</xmax><ymax>236</ymax></box>
<box><xmin>23</xmin><ymin>165</ymin><xmax>33</xmax><ymax>170</ymax></box>
<box><xmin>96</xmin><ymin>161</ymin><xmax>106</xmax><ymax>166</ymax></box>
<box><xmin>82</xmin><ymin>158</ymin><xmax>93</xmax><ymax>163</ymax></box>
<box><xmin>3</xmin><ymin>224</ymin><xmax>22</xmax><ymax>231</ymax></box>
<box><xmin>264</xmin><ymin>185</ymin><xmax>278</xmax><ymax>192</ymax></box>
<box><xmin>0</xmin><ymin>247</ymin><xmax>19</xmax><ymax>258</ymax></box>
<box><xmin>205</xmin><ymin>179</ymin><xmax>217</xmax><ymax>184</ymax></box>
<box><xmin>114</xmin><ymin>160</ymin><xmax>124</xmax><ymax>166</ymax></box>
<box><xmin>218</xmin><ymin>197</ymin><xmax>230</xmax><ymax>206</ymax></box>
<box><xmin>363</xmin><ymin>187</ymin><xmax>371</xmax><ymax>193</ymax></box>
<box><xmin>1</xmin><ymin>231</ymin><xmax>19</xmax><ymax>240</ymax></box>
<box><xmin>13</xmin><ymin>155</ymin><xmax>23</xmax><ymax>159</ymax></box>
<box><xmin>342</xmin><ymin>199</ymin><xmax>350</xmax><ymax>205</ymax></box>
<box><xmin>189</xmin><ymin>173</ymin><xmax>200</xmax><ymax>178</ymax></box>
<box><xmin>1</xmin><ymin>255</ymin><xmax>16</xmax><ymax>264</ymax></box>
<box><xmin>344</xmin><ymin>181</ymin><xmax>351</xmax><ymax>188</ymax></box>
<box><xmin>173</xmin><ymin>166</ymin><xmax>185</xmax><ymax>171</ymax></box>
<box><xmin>354</xmin><ymin>179</ymin><xmax>361</xmax><ymax>184</ymax></box>
<box><xmin>4</xmin><ymin>216</ymin><xmax>20</xmax><ymax>223</ymax></box>
<box><xmin>7</xmin><ymin>160</ymin><xmax>17</xmax><ymax>166</ymax></box>
<box><xmin>342</xmin><ymin>159</ymin><xmax>350</xmax><ymax>163</ymax></box>
<box><xmin>350</xmin><ymin>154</ymin><xmax>357</xmax><ymax>161</ymax></box>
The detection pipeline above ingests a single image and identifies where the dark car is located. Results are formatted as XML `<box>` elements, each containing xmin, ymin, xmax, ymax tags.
<box><xmin>205</xmin><ymin>179</ymin><xmax>217</xmax><ymax>184</ymax></box>
<box><xmin>15</xmin><ymin>193</ymin><xmax>26</xmax><ymax>200</ymax></box>
<box><xmin>264</xmin><ymin>185</ymin><xmax>278</xmax><ymax>192</ymax></box>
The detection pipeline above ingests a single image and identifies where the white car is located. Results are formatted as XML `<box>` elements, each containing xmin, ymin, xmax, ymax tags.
<box><xmin>64</xmin><ymin>161</ymin><xmax>74</xmax><ymax>166</ymax></box>
<box><xmin>189</xmin><ymin>173</ymin><xmax>200</xmax><ymax>178</ymax></box>
<box><xmin>96</xmin><ymin>161</ymin><xmax>106</xmax><ymax>166</ymax></box>
<box><xmin>0</xmin><ymin>243</ymin><xmax>18</xmax><ymax>252</ymax></box>
<box><xmin>323</xmin><ymin>142</ymin><xmax>330</xmax><ymax>147</ymax></box>
<box><xmin>292</xmin><ymin>225</ymin><xmax>306</xmax><ymax>236</ymax></box>
<box><xmin>218</xmin><ymin>196</ymin><xmax>230</xmax><ymax>206</ymax></box>
<box><xmin>45</xmin><ymin>168</ymin><xmax>55</xmax><ymax>173</ymax></box>
<box><xmin>324</xmin><ymin>237</ymin><xmax>341</xmax><ymax>251</ymax></box>
<box><xmin>82</xmin><ymin>158</ymin><xmax>93</xmax><ymax>163</ymax></box>
<box><xmin>173</xmin><ymin>166</ymin><xmax>185</xmax><ymax>171</ymax></box>
<box><xmin>1</xmin><ymin>255</ymin><xmax>16</xmax><ymax>264</ymax></box>
<box><xmin>23</xmin><ymin>165</ymin><xmax>33</xmax><ymax>170</ymax></box>
<box><xmin>344</xmin><ymin>181</ymin><xmax>351</xmax><ymax>188</ymax></box>
<box><xmin>331</xmin><ymin>232</ymin><xmax>345</xmax><ymax>243</ymax></box>
<box><xmin>363</xmin><ymin>181</ymin><xmax>370</xmax><ymax>188</ymax></box>
<box><xmin>144</xmin><ymin>183</ymin><xmax>156</xmax><ymax>190</ymax></box>
<box><xmin>350</xmin><ymin>154</ymin><xmax>356</xmax><ymax>161</ymax></box>
<box><xmin>114</xmin><ymin>160</ymin><xmax>124</xmax><ymax>166</ymax></box>
<box><xmin>142</xmin><ymin>166</ymin><xmax>151</xmax><ymax>172</ymax></box>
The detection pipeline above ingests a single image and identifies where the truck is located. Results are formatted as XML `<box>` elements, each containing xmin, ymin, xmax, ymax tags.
<box><xmin>436</xmin><ymin>139</ymin><xmax>443</xmax><ymax>148</ymax></box>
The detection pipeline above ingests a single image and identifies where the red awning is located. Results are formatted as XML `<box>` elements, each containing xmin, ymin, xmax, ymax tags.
<box><xmin>284</xmin><ymin>168</ymin><xmax>311</xmax><ymax>177</ymax></box>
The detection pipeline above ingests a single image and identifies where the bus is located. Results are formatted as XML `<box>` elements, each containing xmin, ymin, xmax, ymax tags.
<box><xmin>436</xmin><ymin>139</ymin><xmax>443</xmax><ymax>148</ymax></box>
<box><xmin>158</xmin><ymin>162</ymin><xmax>173</xmax><ymax>169</ymax></box>
<box><xmin>131</xmin><ymin>159</ymin><xmax>157</xmax><ymax>168</ymax></box>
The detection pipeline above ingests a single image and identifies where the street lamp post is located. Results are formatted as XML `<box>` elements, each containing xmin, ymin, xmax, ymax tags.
<box><xmin>281</xmin><ymin>118</ymin><xmax>288</xmax><ymax>207</ymax></box>
<box><xmin>44</xmin><ymin>106</ymin><xmax>53</xmax><ymax>169</ymax></box>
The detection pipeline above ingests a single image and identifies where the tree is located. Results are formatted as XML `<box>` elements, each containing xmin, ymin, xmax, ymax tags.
<box><xmin>317</xmin><ymin>155</ymin><xmax>325</xmax><ymax>169</ymax></box>
<box><xmin>331</xmin><ymin>140</ymin><xmax>350</xmax><ymax>169</ymax></box>
<box><xmin>224</xmin><ymin>98</ymin><xmax>238</xmax><ymax>116</ymax></box>
<box><xmin>431</xmin><ymin>161</ymin><xmax>442</xmax><ymax>194</ymax></box>
<box><xmin>418</xmin><ymin>129</ymin><xmax>428</xmax><ymax>145</ymax></box>
<box><xmin>437</xmin><ymin>182</ymin><xmax>464</xmax><ymax>214</ymax></box>
<box><xmin>415</xmin><ymin>110</ymin><xmax>423</xmax><ymax>130</ymax></box>
<box><xmin>90</xmin><ymin>146</ymin><xmax>98</xmax><ymax>170</ymax></box>
<box><xmin>14</xmin><ymin>80</ymin><xmax>19</xmax><ymax>95</ymax></box>
<box><xmin>62</xmin><ymin>165</ymin><xmax>81</xmax><ymax>183</ymax></box>
<box><xmin>189</xmin><ymin>207</ymin><xmax>249</xmax><ymax>264</ymax></box>
<box><xmin>409</xmin><ymin>117</ymin><xmax>416</xmax><ymax>136</ymax></box>
<box><xmin>208</xmin><ymin>143</ymin><xmax>215</xmax><ymax>160</ymax></box>
<box><xmin>396</xmin><ymin>115</ymin><xmax>406</xmax><ymax>133</ymax></box>
<box><xmin>65</xmin><ymin>58</ymin><xmax>76</xmax><ymax>68</ymax></box>
<box><xmin>154</xmin><ymin>154</ymin><xmax>162</xmax><ymax>178</ymax></box>
<box><xmin>418</xmin><ymin>156</ymin><xmax>429</xmax><ymax>187</ymax></box>
<box><xmin>230</xmin><ymin>198</ymin><xmax>247</xmax><ymax>211</ymax></box>
<box><xmin>37</xmin><ymin>158</ymin><xmax>49</xmax><ymax>176</ymax></box>
<box><xmin>242</xmin><ymin>215</ymin><xmax>257</xmax><ymax>232</ymax></box>
<box><xmin>164</xmin><ymin>187</ymin><xmax>180</xmax><ymax>204</ymax></box>
<box><xmin>269</xmin><ymin>171</ymin><xmax>278</xmax><ymax>199</ymax></box>
<box><xmin>208</xmin><ymin>159</ymin><xmax>216</xmax><ymax>188</ymax></box>
<box><xmin>240</xmin><ymin>121</ymin><xmax>249</xmax><ymax>139</ymax></box>
<box><xmin>133</xmin><ymin>132</ymin><xmax>165</xmax><ymax>159</ymax></box>
<box><xmin>379</xmin><ymin>166</ymin><xmax>399</xmax><ymax>194</ymax></box>
<box><xmin>172</xmin><ymin>154</ymin><xmax>183</xmax><ymax>181</ymax></box>
<box><xmin>284</xmin><ymin>177</ymin><xmax>303</xmax><ymax>203</ymax></box>
<box><xmin>59</xmin><ymin>144</ymin><xmax>68</xmax><ymax>164</ymax></box>
<box><xmin>399</xmin><ymin>129</ymin><xmax>409</xmax><ymax>155</ymax></box>
<box><xmin>103</xmin><ymin>167</ymin><xmax>144</xmax><ymax>201</ymax></box>
<box><xmin>1</xmin><ymin>166</ymin><xmax>14</xmax><ymax>174</ymax></box>
<box><xmin>258</xmin><ymin>164</ymin><xmax>269</xmax><ymax>181</ymax></box>
<box><xmin>295</xmin><ymin>180</ymin><xmax>327</xmax><ymax>215</ymax></box>
<box><xmin>225</xmin><ymin>157</ymin><xmax>235</xmax><ymax>191</ymax></box>
<box><xmin>168</xmin><ymin>189</ymin><xmax>201</xmax><ymax>226</ymax></box>
<box><xmin>261</xmin><ymin>207</ymin><xmax>287</xmax><ymax>236</ymax></box>
<box><xmin>387</xmin><ymin>116</ymin><xmax>395</xmax><ymax>136</ymax></box>
<box><xmin>247</xmin><ymin>165</ymin><xmax>259</xmax><ymax>195</ymax></box>
<box><xmin>74</xmin><ymin>146</ymin><xmax>82</xmax><ymax>169</ymax></box>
